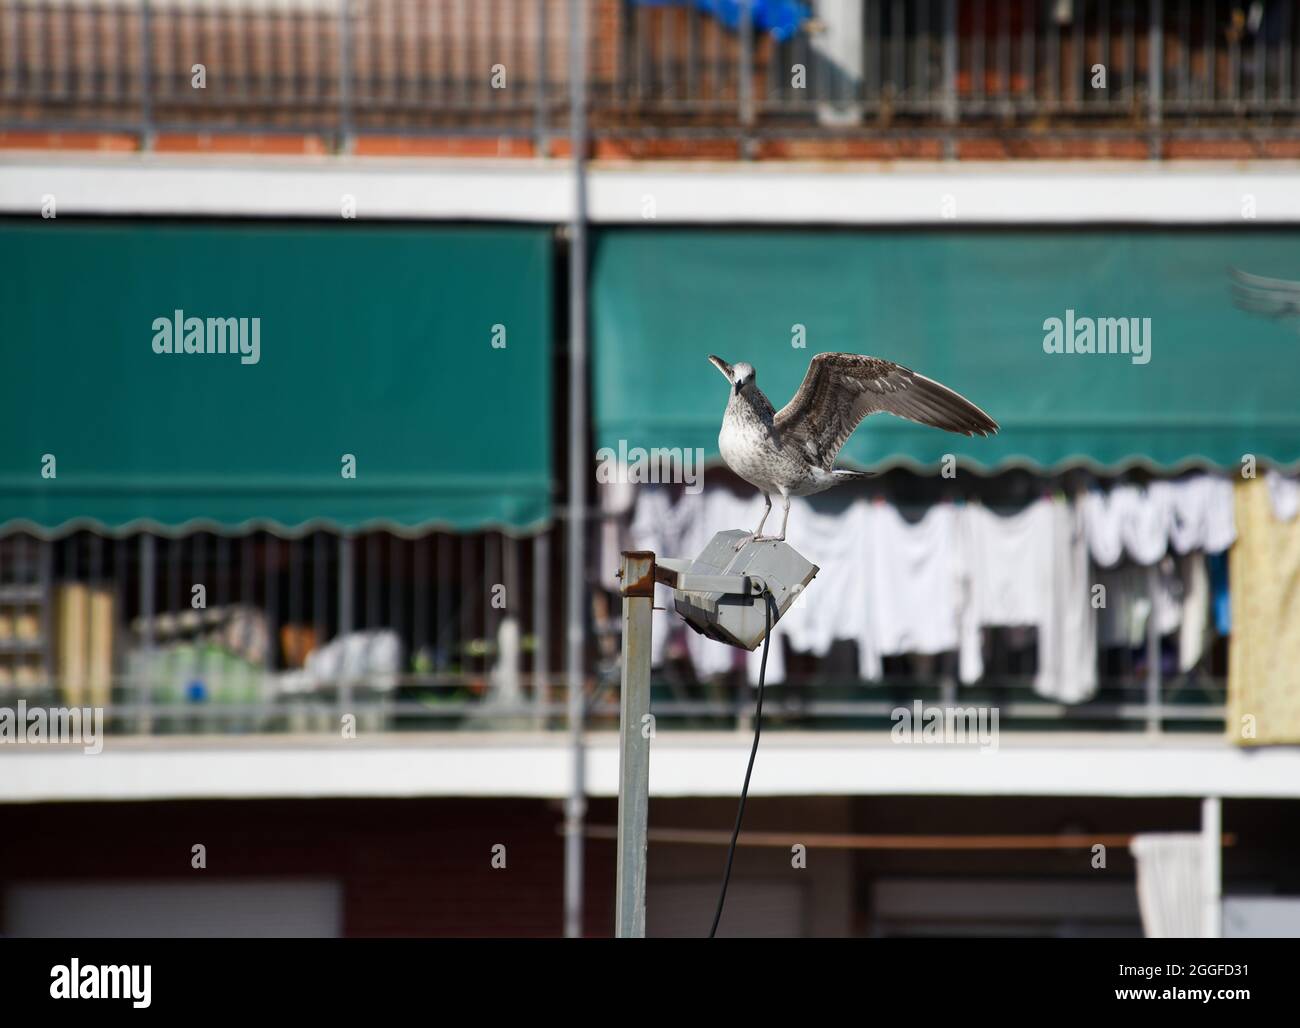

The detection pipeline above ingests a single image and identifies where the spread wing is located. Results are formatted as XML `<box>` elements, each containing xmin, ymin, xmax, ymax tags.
<box><xmin>1230</xmin><ymin>267</ymin><xmax>1300</xmax><ymax>323</ymax></box>
<box><xmin>774</xmin><ymin>353</ymin><xmax>999</xmax><ymax>468</ymax></box>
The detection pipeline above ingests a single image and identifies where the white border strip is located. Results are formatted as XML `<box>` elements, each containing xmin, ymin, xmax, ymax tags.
<box><xmin>0</xmin><ymin>156</ymin><xmax>573</xmax><ymax>222</ymax></box>
<box><xmin>3</xmin><ymin>155</ymin><xmax>1300</xmax><ymax>223</ymax></box>
<box><xmin>1</xmin><ymin>732</ymin><xmax>1296</xmax><ymax>802</ymax></box>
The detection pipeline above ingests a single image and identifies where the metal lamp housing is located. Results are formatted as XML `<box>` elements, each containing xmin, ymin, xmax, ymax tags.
<box><xmin>658</xmin><ymin>530</ymin><xmax>819</xmax><ymax>651</ymax></box>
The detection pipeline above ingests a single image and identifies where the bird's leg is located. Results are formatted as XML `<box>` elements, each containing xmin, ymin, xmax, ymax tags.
<box><xmin>767</xmin><ymin>495</ymin><xmax>790</xmax><ymax>542</ymax></box>
<box><xmin>737</xmin><ymin>494</ymin><xmax>790</xmax><ymax>549</ymax></box>
<box><xmin>734</xmin><ymin>494</ymin><xmax>773</xmax><ymax>550</ymax></box>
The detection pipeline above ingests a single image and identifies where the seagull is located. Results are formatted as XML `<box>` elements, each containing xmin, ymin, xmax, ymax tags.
<box><xmin>1230</xmin><ymin>267</ymin><xmax>1300</xmax><ymax>329</ymax></box>
<box><xmin>709</xmin><ymin>353</ymin><xmax>999</xmax><ymax>547</ymax></box>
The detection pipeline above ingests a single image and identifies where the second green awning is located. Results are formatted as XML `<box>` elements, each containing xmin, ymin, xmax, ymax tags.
<box><xmin>592</xmin><ymin>228</ymin><xmax>1300</xmax><ymax>473</ymax></box>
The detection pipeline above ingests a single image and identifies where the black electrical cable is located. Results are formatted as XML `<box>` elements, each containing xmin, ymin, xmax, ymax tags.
<box><xmin>708</xmin><ymin>588</ymin><xmax>775</xmax><ymax>939</ymax></box>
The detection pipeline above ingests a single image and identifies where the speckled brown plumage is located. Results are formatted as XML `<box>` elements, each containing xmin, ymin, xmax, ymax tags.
<box><xmin>776</xmin><ymin>353</ymin><xmax>999</xmax><ymax>470</ymax></box>
<box><xmin>708</xmin><ymin>352</ymin><xmax>999</xmax><ymax>545</ymax></box>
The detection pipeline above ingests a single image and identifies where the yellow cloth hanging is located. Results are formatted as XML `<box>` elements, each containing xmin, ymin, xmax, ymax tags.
<box><xmin>1228</xmin><ymin>477</ymin><xmax>1300</xmax><ymax>745</ymax></box>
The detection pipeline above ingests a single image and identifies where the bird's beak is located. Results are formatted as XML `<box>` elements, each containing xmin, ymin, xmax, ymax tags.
<box><xmin>708</xmin><ymin>354</ymin><xmax>734</xmax><ymax>385</ymax></box>
<box><xmin>733</xmin><ymin>380</ymin><xmax>742</xmax><ymax>396</ymax></box>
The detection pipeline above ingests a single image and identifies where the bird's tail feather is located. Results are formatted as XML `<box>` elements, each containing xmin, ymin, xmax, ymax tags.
<box><xmin>832</xmin><ymin>469</ymin><xmax>876</xmax><ymax>481</ymax></box>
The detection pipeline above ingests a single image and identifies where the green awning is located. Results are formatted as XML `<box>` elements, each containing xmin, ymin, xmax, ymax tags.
<box><xmin>0</xmin><ymin>220</ymin><xmax>552</xmax><ymax>535</ymax></box>
<box><xmin>592</xmin><ymin>228</ymin><xmax>1300</xmax><ymax>473</ymax></box>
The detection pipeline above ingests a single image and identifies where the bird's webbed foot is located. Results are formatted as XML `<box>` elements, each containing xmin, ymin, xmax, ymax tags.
<box><xmin>733</xmin><ymin>534</ymin><xmax>785</xmax><ymax>551</ymax></box>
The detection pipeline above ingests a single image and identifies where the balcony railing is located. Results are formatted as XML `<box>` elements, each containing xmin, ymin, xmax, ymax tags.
<box><xmin>0</xmin><ymin>1</ymin><xmax>1297</xmax><ymax>154</ymax></box>
<box><xmin>0</xmin><ymin>527</ymin><xmax>1226</xmax><ymax>736</ymax></box>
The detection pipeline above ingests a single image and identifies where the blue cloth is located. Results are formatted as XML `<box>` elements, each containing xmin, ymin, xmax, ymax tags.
<box><xmin>1208</xmin><ymin>551</ymin><xmax>1231</xmax><ymax>635</ymax></box>
<box><xmin>633</xmin><ymin>0</ymin><xmax>810</xmax><ymax>42</ymax></box>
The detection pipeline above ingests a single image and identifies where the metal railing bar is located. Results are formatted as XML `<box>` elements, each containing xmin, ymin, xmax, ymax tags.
<box><xmin>1</xmin><ymin>0</ymin><xmax>1296</xmax><ymax>141</ymax></box>
<box><xmin>26</xmin><ymin>696</ymin><xmax>1226</xmax><ymax>726</ymax></box>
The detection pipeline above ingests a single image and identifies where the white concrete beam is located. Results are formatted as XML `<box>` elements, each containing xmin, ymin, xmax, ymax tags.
<box><xmin>1</xmin><ymin>732</ymin><xmax>1297</xmax><ymax>803</ymax></box>
<box><xmin>3</xmin><ymin>154</ymin><xmax>1300</xmax><ymax>223</ymax></box>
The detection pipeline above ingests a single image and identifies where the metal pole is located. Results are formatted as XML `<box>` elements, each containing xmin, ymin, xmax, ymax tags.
<box><xmin>139</xmin><ymin>0</ymin><xmax>153</xmax><ymax>149</ymax></box>
<box><xmin>941</xmin><ymin>0</ymin><xmax>957</xmax><ymax>159</ymax></box>
<box><xmin>738</xmin><ymin>0</ymin><xmax>754</xmax><ymax>158</ymax></box>
<box><xmin>338</xmin><ymin>534</ymin><xmax>354</xmax><ymax>719</ymax></box>
<box><xmin>338</xmin><ymin>0</ymin><xmax>353</xmax><ymax>153</ymax></box>
<box><xmin>1144</xmin><ymin>564</ymin><xmax>1160</xmax><ymax>734</ymax></box>
<box><xmin>1201</xmin><ymin>796</ymin><xmax>1222</xmax><ymax>938</ymax></box>
<box><xmin>139</xmin><ymin>534</ymin><xmax>156</xmax><ymax>734</ymax></box>
<box><xmin>563</xmin><ymin>0</ymin><xmax>590</xmax><ymax>941</ymax></box>
<box><xmin>533</xmin><ymin>529</ymin><xmax>551</xmax><ymax>729</ymax></box>
<box><xmin>615</xmin><ymin>552</ymin><xmax>654</xmax><ymax>938</ymax></box>
<box><xmin>534</xmin><ymin>0</ymin><xmax>549</xmax><ymax>157</ymax></box>
<box><xmin>1148</xmin><ymin>0</ymin><xmax>1162</xmax><ymax>159</ymax></box>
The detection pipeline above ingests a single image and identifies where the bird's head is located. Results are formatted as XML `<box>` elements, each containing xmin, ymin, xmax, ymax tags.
<box><xmin>708</xmin><ymin>355</ymin><xmax>755</xmax><ymax>397</ymax></box>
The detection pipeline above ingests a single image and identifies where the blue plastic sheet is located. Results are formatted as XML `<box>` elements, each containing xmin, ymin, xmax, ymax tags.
<box><xmin>632</xmin><ymin>0</ymin><xmax>809</xmax><ymax>43</ymax></box>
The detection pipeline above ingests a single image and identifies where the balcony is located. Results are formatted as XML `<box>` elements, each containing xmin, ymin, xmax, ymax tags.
<box><xmin>0</xmin><ymin>515</ymin><xmax>1228</xmax><ymax>741</ymax></box>
<box><xmin>0</xmin><ymin>0</ymin><xmax>1297</xmax><ymax>159</ymax></box>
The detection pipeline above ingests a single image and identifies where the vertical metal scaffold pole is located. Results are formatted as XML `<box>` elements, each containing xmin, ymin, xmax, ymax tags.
<box><xmin>562</xmin><ymin>0</ymin><xmax>590</xmax><ymax>941</ymax></box>
<box><xmin>615</xmin><ymin>551</ymin><xmax>655</xmax><ymax>938</ymax></box>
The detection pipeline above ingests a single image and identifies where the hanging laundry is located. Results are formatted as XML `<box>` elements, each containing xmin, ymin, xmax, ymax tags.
<box><xmin>1045</xmin><ymin>499</ymin><xmax>1099</xmax><ymax>704</ymax></box>
<box><xmin>1131</xmin><ymin>834</ymin><xmax>1207</xmax><ymax>938</ymax></box>
<box><xmin>1228</xmin><ymin>477</ymin><xmax>1300</xmax><ymax>745</ymax></box>
<box><xmin>628</xmin><ymin>487</ymin><xmax>696</xmax><ymax>670</ymax></box>
<box><xmin>1094</xmin><ymin>566</ymin><xmax>1146</xmax><ymax>648</ymax></box>
<box><xmin>1207</xmin><ymin>551</ymin><xmax>1231</xmax><ymax>636</ymax></box>
<box><xmin>866</xmin><ymin>502</ymin><xmax>963</xmax><ymax>661</ymax></box>
<box><xmin>1266</xmin><ymin>469</ymin><xmax>1300</xmax><ymax>522</ymax></box>
<box><xmin>1080</xmin><ymin>486</ymin><xmax>1130</xmax><ymax>568</ymax></box>
<box><xmin>747</xmin><ymin>497</ymin><xmax>875</xmax><ymax>685</ymax></box>
<box><xmin>750</xmin><ymin>499</ymin><xmax>971</xmax><ymax>687</ymax></box>
<box><xmin>1094</xmin><ymin>562</ymin><xmax>1183</xmax><ymax>649</ymax></box>
<box><xmin>958</xmin><ymin>498</ymin><xmax>1097</xmax><ymax>703</ymax></box>
<box><xmin>630</xmin><ymin>487</ymin><xmax>1103</xmax><ymax>704</ymax></box>
<box><xmin>1082</xmin><ymin>474</ymin><xmax>1236</xmax><ymax>568</ymax></box>
<box><xmin>1164</xmin><ymin>476</ymin><xmax>1237</xmax><ymax>555</ymax></box>
<box><xmin>1179</xmin><ymin>553</ymin><xmax>1211</xmax><ymax>674</ymax></box>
